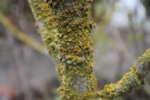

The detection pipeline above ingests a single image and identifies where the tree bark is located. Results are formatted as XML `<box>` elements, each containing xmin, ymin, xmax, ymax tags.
<box><xmin>28</xmin><ymin>0</ymin><xmax>150</xmax><ymax>100</ymax></box>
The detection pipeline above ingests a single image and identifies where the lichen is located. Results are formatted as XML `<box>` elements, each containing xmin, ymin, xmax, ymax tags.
<box><xmin>29</xmin><ymin>0</ymin><xmax>97</xmax><ymax>99</ymax></box>
<box><xmin>95</xmin><ymin>65</ymin><xmax>144</xmax><ymax>100</ymax></box>
<box><xmin>95</xmin><ymin>49</ymin><xmax>150</xmax><ymax>100</ymax></box>
<box><xmin>29</xmin><ymin>0</ymin><xmax>150</xmax><ymax>100</ymax></box>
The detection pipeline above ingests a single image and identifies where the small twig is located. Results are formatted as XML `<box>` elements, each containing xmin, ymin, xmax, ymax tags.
<box><xmin>0</xmin><ymin>11</ymin><xmax>48</xmax><ymax>56</ymax></box>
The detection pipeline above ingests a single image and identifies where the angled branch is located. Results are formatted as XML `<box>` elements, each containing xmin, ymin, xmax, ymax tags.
<box><xmin>95</xmin><ymin>49</ymin><xmax>150</xmax><ymax>100</ymax></box>
<box><xmin>0</xmin><ymin>11</ymin><xmax>47</xmax><ymax>56</ymax></box>
<box><xmin>29</xmin><ymin>0</ymin><xmax>150</xmax><ymax>100</ymax></box>
<box><xmin>29</xmin><ymin>0</ymin><xmax>97</xmax><ymax>99</ymax></box>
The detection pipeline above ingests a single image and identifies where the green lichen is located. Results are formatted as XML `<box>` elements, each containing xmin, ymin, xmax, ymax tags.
<box><xmin>29</xmin><ymin>0</ymin><xmax>59</xmax><ymax>61</ymax></box>
<box><xmin>29</xmin><ymin>0</ymin><xmax>150</xmax><ymax>100</ymax></box>
<box><xmin>96</xmin><ymin>83</ymin><xmax>118</xmax><ymax>99</ymax></box>
<box><xmin>30</xmin><ymin>0</ymin><xmax>97</xmax><ymax>99</ymax></box>
<box><xmin>95</xmin><ymin>49</ymin><xmax>150</xmax><ymax>100</ymax></box>
<box><xmin>138</xmin><ymin>49</ymin><xmax>150</xmax><ymax>64</ymax></box>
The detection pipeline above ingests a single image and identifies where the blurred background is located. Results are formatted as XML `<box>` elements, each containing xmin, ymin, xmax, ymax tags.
<box><xmin>0</xmin><ymin>0</ymin><xmax>150</xmax><ymax>100</ymax></box>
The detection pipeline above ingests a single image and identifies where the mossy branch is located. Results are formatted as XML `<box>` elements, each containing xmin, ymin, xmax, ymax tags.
<box><xmin>95</xmin><ymin>49</ymin><xmax>150</xmax><ymax>100</ymax></box>
<box><xmin>29</xmin><ymin>0</ymin><xmax>97</xmax><ymax>100</ymax></box>
<box><xmin>28</xmin><ymin>0</ymin><xmax>59</xmax><ymax>62</ymax></box>
<box><xmin>29</xmin><ymin>0</ymin><xmax>150</xmax><ymax>100</ymax></box>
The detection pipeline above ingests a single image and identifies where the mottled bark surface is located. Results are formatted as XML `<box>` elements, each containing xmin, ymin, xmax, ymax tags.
<box><xmin>71</xmin><ymin>76</ymin><xmax>88</xmax><ymax>96</ymax></box>
<box><xmin>29</xmin><ymin>0</ymin><xmax>96</xmax><ymax>100</ymax></box>
<box><xmin>29</xmin><ymin>0</ymin><xmax>150</xmax><ymax>100</ymax></box>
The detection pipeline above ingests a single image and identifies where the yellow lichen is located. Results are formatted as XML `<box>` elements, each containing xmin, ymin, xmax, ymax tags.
<box><xmin>29</xmin><ymin>0</ymin><xmax>150</xmax><ymax>99</ymax></box>
<box><xmin>30</xmin><ymin>0</ymin><xmax>97</xmax><ymax>99</ymax></box>
<box><xmin>95</xmin><ymin>49</ymin><xmax>150</xmax><ymax>100</ymax></box>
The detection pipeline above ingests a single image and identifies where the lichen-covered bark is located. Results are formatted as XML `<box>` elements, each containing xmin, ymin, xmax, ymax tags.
<box><xmin>29</xmin><ymin>0</ymin><xmax>150</xmax><ymax>100</ymax></box>
<box><xmin>95</xmin><ymin>49</ymin><xmax>150</xmax><ymax>100</ymax></box>
<box><xmin>29</xmin><ymin>0</ymin><xmax>97</xmax><ymax>100</ymax></box>
<box><xmin>29</xmin><ymin>0</ymin><xmax>59</xmax><ymax>61</ymax></box>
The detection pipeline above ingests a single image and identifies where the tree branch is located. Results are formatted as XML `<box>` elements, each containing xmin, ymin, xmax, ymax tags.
<box><xmin>29</xmin><ymin>0</ymin><xmax>97</xmax><ymax>99</ymax></box>
<box><xmin>95</xmin><ymin>49</ymin><xmax>150</xmax><ymax>100</ymax></box>
<box><xmin>28</xmin><ymin>0</ymin><xmax>59</xmax><ymax>65</ymax></box>
<box><xmin>0</xmin><ymin>11</ymin><xmax>48</xmax><ymax>56</ymax></box>
<box><xmin>29</xmin><ymin>0</ymin><xmax>150</xmax><ymax>100</ymax></box>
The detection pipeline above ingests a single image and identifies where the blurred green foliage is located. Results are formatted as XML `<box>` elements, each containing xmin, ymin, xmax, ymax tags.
<box><xmin>93</xmin><ymin>0</ymin><xmax>105</xmax><ymax>19</ymax></box>
<box><xmin>127</xmin><ymin>33</ymin><xmax>143</xmax><ymax>42</ymax></box>
<box><xmin>136</xmin><ymin>33</ymin><xmax>143</xmax><ymax>41</ymax></box>
<box><xmin>127</xmin><ymin>33</ymin><xmax>134</xmax><ymax>42</ymax></box>
<box><xmin>143</xmin><ymin>0</ymin><xmax>150</xmax><ymax>17</ymax></box>
<box><xmin>0</xmin><ymin>0</ymin><xmax>33</xmax><ymax>21</ymax></box>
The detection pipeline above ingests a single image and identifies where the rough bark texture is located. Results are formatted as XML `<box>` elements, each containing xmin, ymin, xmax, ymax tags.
<box><xmin>71</xmin><ymin>76</ymin><xmax>88</xmax><ymax>96</ymax></box>
<box><xmin>29</xmin><ymin>0</ymin><xmax>150</xmax><ymax>100</ymax></box>
<box><xmin>29</xmin><ymin>0</ymin><xmax>97</xmax><ymax>100</ymax></box>
<box><xmin>95</xmin><ymin>49</ymin><xmax>150</xmax><ymax>100</ymax></box>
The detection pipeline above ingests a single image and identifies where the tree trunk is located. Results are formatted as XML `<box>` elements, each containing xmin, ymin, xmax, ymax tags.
<box><xmin>28</xmin><ymin>0</ymin><xmax>150</xmax><ymax>100</ymax></box>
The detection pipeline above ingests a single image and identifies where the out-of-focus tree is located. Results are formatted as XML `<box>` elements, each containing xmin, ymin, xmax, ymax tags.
<box><xmin>142</xmin><ymin>0</ymin><xmax>150</xmax><ymax>16</ymax></box>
